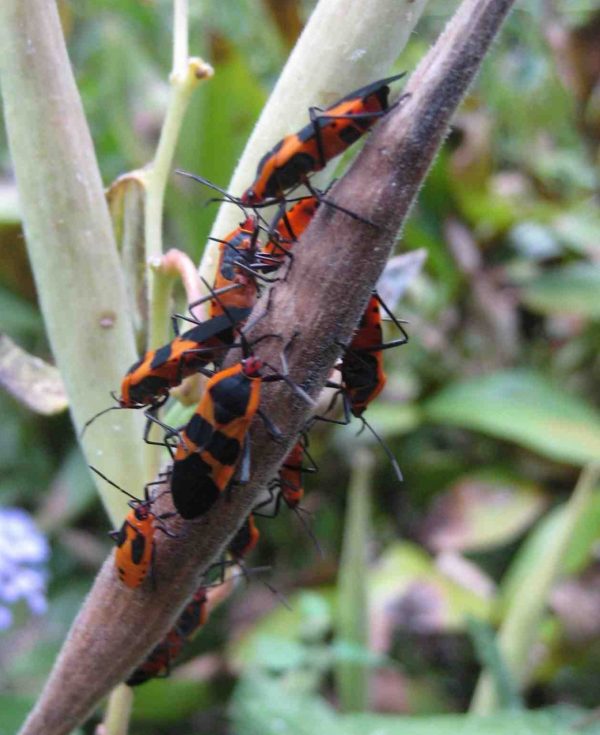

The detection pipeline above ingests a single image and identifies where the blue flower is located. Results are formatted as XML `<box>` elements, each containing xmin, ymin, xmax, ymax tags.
<box><xmin>0</xmin><ymin>507</ymin><xmax>49</xmax><ymax>630</ymax></box>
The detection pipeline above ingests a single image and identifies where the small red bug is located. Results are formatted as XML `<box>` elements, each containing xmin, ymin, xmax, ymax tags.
<box><xmin>80</xmin><ymin>307</ymin><xmax>251</xmax><ymax>438</ymax></box>
<box><xmin>256</xmin><ymin>437</ymin><xmax>317</xmax><ymax>517</ymax></box>
<box><xmin>256</xmin><ymin>196</ymin><xmax>320</xmax><ymax>274</ymax></box>
<box><xmin>340</xmin><ymin>291</ymin><xmax>408</xmax><ymax>418</ymax></box>
<box><xmin>126</xmin><ymin>629</ymin><xmax>183</xmax><ymax>686</ymax></box>
<box><xmin>126</xmin><ymin>585</ymin><xmax>209</xmax><ymax>686</ymax></box>
<box><xmin>316</xmin><ymin>291</ymin><xmax>408</xmax><ymax>481</ymax></box>
<box><xmin>90</xmin><ymin>466</ymin><xmax>176</xmax><ymax>589</ymax></box>
<box><xmin>228</xmin><ymin>513</ymin><xmax>260</xmax><ymax>562</ymax></box>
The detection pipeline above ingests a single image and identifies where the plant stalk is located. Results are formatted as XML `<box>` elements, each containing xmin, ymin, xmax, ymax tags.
<box><xmin>0</xmin><ymin>0</ymin><xmax>145</xmax><ymax>525</ymax></box>
<box><xmin>335</xmin><ymin>448</ymin><xmax>374</xmax><ymax>712</ymax></box>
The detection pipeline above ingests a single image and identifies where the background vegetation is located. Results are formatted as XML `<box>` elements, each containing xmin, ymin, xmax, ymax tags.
<box><xmin>1</xmin><ymin>1</ymin><xmax>599</xmax><ymax>733</ymax></box>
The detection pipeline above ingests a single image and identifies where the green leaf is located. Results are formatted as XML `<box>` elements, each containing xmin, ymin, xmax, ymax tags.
<box><xmin>232</xmin><ymin>676</ymin><xmax>600</xmax><ymax>735</ymax></box>
<box><xmin>340</xmin><ymin>707</ymin><xmax>600</xmax><ymax>735</ymax></box>
<box><xmin>520</xmin><ymin>263</ymin><xmax>600</xmax><ymax>318</ymax></box>
<box><xmin>370</xmin><ymin>542</ymin><xmax>493</xmax><ymax>634</ymax></box>
<box><xmin>227</xmin><ymin>590</ymin><xmax>334</xmax><ymax>671</ymax></box>
<box><xmin>552</xmin><ymin>203</ymin><xmax>600</xmax><ymax>256</ymax></box>
<box><xmin>131</xmin><ymin>677</ymin><xmax>213</xmax><ymax>723</ymax></box>
<box><xmin>499</xmin><ymin>468</ymin><xmax>600</xmax><ymax>614</ymax></box>
<box><xmin>472</xmin><ymin>465</ymin><xmax>600</xmax><ymax>713</ymax></box>
<box><xmin>420</xmin><ymin>472</ymin><xmax>547</xmax><ymax>553</ymax></box>
<box><xmin>231</xmin><ymin>674</ymin><xmax>346</xmax><ymax>735</ymax></box>
<box><xmin>467</xmin><ymin>616</ymin><xmax>522</xmax><ymax>711</ymax></box>
<box><xmin>424</xmin><ymin>369</ymin><xmax>600</xmax><ymax>466</ymax></box>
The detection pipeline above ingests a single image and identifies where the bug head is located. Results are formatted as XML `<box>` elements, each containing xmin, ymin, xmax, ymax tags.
<box><xmin>131</xmin><ymin>500</ymin><xmax>152</xmax><ymax>520</ymax></box>
<box><xmin>241</xmin><ymin>355</ymin><xmax>263</xmax><ymax>377</ymax></box>
<box><xmin>241</xmin><ymin>189</ymin><xmax>259</xmax><ymax>206</ymax></box>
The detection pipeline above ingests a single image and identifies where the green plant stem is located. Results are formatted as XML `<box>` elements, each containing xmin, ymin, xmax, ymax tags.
<box><xmin>172</xmin><ymin>0</ymin><xmax>189</xmax><ymax>72</ymax></box>
<box><xmin>102</xmin><ymin>685</ymin><xmax>133</xmax><ymax>735</ymax></box>
<box><xmin>198</xmin><ymin>0</ymin><xmax>431</xmax><ymax>288</ymax></box>
<box><xmin>144</xmin><ymin>55</ymin><xmax>213</xmax><ymax>350</ymax></box>
<box><xmin>0</xmin><ymin>0</ymin><xmax>145</xmax><ymax>525</ymax></box>
<box><xmin>141</xmin><ymin>0</ymin><xmax>211</xmax><ymax>481</ymax></box>
<box><xmin>470</xmin><ymin>463</ymin><xmax>600</xmax><ymax>713</ymax></box>
<box><xmin>335</xmin><ymin>448</ymin><xmax>374</xmax><ymax>713</ymax></box>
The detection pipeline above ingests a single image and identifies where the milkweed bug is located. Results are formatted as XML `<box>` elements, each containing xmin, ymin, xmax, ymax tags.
<box><xmin>176</xmin><ymin>585</ymin><xmax>209</xmax><ymax>639</ymax></box>
<box><xmin>126</xmin><ymin>629</ymin><xmax>183</xmax><ymax>686</ymax></box>
<box><xmin>127</xmin><ymin>585</ymin><xmax>208</xmax><ymax>686</ymax></box>
<box><xmin>90</xmin><ymin>466</ymin><xmax>177</xmax><ymax>589</ymax></box>
<box><xmin>253</xmin><ymin>437</ymin><xmax>321</xmax><ymax>553</ymax></box>
<box><xmin>256</xmin><ymin>437</ymin><xmax>317</xmax><ymax>517</ymax></box>
<box><xmin>121</xmin><ymin>308</ymin><xmax>251</xmax><ymax>408</ymax></box>
<box><xmin>316</xmin><ymin>292</ymin><xmax>408</xmax><ymax>481</ymax></box>
<box><xmin>256</xmin><ymin>196</ymin><xmax>320</xmax><ymax>274</ymax></box>
<box><xmin>183</xmin><ymin>217</ymin><xmax>275</xmax><ymax>321</ymax></box>
<box><xmin>169</xmin><ymin>333</ymin><xmax>314</xmax><ymax>520</ymax></box>
<box><xmin>80</xmin><ymin>307</ymin><xmax>251</xmax><ymax>438</ymax></box>
<box><xmin>228</xmin><ymin>513</ymin><xmax>260</xmax><ymax>561</ymax></box>
<box><xmin>209</xmin><ymin>218</ymin><xmax>264</xmax><ymax>319</ymax></box>
<box><xmin>340</xmin><ymin>291</ymin><xmax>408</xmax><ymax>417</ymax></box>
<box><xmin>241</xmin><ymin>73</ymin><xmax>406</xmax><ymax>206</ymax></box>
<box><xmin>169</xmin><ymin>356</ymin><xmax>268</xmax><ymax>520</ymax></box>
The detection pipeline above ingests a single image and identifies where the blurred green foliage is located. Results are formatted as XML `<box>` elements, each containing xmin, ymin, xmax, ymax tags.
<box><xmin>1</xmin><ymin>1</ymin><xmax>600</xmax><ymax>733</ymax></box>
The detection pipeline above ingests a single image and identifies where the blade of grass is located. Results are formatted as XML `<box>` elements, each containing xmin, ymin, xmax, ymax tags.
<box><xmin>335</xmin><ymin>448</ymin><xmax>374</xmax><ymax>712</ymax></box>
<box><xmin>470</xmin><ymin>463</ymin><xmax>600</xmax><ymax>713</ymax></box>
<box><xmin>466</xmin><ymin>616</ymin><xmax>522</xmax><ymax>711</ymax></box>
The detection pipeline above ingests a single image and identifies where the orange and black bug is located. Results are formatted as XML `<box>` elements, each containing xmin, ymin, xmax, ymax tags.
<box><xmin>241</xmin><ymin>73</ymin><xmax>406</xmax><ymax>206</ymax></box>
<box><xmin>256</xmin><ymin>196</ymin><xmax>320</xmax><ymax>274</ymax></box>
<box><xmin>340</xmin><ymin>292</ymin><xmax>408</xmax><ymax>417</ymax></box>
<box><xmin>176</xmin><ymin>585</ymin><xmax>209</xmax><ymax>639</ymax></box>
<box><xmin>182</xmin><ymin>218</ymin><xmax>275</xmax><ymax>321</ymax></box>
<box><xmin>169</xmin><ymin>356</ymin><xmax>269</xmax><ymax>520</ymax></box>
<box><xmin>90</xmin><ymin>466</ymin><xmax>177</xmax><ymax>588</ymax></box>
<box><xmin>228</xmin><ymin>513</ymin><xmax>260</xmax><ymax>562</ymax></box>
<box><xmin>254</xmin><ymin>438</ymin><xmax>321</xmax><ymax>552</ymax></box>
<box><xmin>127</xmin><ymin>585</ymin><xmax>208</xmax><ymax>686</ymax></box>
<box><xmin>316</xmin><ymin>292</ymin><xmax>408</xmax><ymax>480</ymax></box>
<box><xmin>169</xmin><ymin>334</ymin><xmax>313</xmax><ymax>520</ymax></box>
<box><xmin>208</xmin><ymin>218</ymin><xmax>265</xmax><ymax>319</ymax></box>
<box><xmin>126</xmin><ymin>628</ymin><xmax>183</xmax><ymax>686</ymax></box>
<box><xmin>80</xmin><ymin>308</ymin><xmax>251</xmax><ymax>438</ymax></box>
<box><xmin>122</xmin><ymin>308</ymin><xmax>251</xmax><ymax>408</ymax></box>
<box><xmin>256</xmin><ymin>437</ymin><xmax>317</xmax><ymax>517</ymax></box>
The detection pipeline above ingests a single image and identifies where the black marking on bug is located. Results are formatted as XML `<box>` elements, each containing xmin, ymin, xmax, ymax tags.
<box><xmin>171</xmin><ymin>453</ymin><xmax>222</xmax><ymax>519</ymax></box>
<box><xmin>210</xmin><ymin>373</ymin><xmax>253</xmax><ymax>426</ymax></box>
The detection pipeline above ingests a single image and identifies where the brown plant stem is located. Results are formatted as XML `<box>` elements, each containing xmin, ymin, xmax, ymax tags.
<box><xmin>18</xmin><ymin>0</ymin><xmax>515</xmax><ymax>733</ymax></box>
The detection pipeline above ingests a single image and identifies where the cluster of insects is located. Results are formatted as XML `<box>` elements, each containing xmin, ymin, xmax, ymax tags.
<box><xmin>84</xmin><ymin>73</ymin><xmax>409</xmax><ymax>686</ymax></box>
